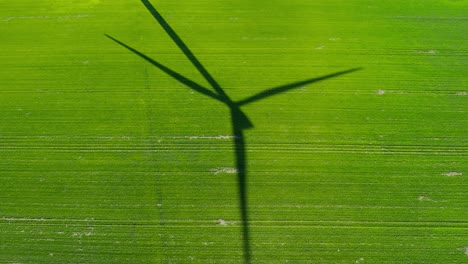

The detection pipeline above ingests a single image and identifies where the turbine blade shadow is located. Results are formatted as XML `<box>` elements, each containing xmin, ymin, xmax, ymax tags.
<box><xmin>140</xmin><ymin>0</ymin><xmax>230</xmax><ymax>100</ymax></box>
<box><xmin>231</xmin><ymin>110</ymin><xmax>251</xmax><ymax>264</ymax></box>
<box><xmin>105</xmin><ymin>34</ymin><xmax>223</xmax><ymax>102</ymax></box>
<box><xmin>109</xmin><ymin>5</ymin><xmax>363</xmax><ymax>264</ymax></box>
<box><xmin>237</xmin><ymin>67</ymin><xmax>362</xmax><ymax>106</ymax></box>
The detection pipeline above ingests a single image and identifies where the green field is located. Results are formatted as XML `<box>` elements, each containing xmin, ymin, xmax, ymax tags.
<box><xmin>1</xmin><ymin>0</ymin><xmax>467</xmax><ymax>263</ymax></box>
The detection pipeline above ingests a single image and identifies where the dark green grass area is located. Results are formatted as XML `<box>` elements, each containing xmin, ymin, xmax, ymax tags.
<box><xmin>1</xmin><ymin>0</ymin><xmax>467</xmax><ymax>263</ymax></box>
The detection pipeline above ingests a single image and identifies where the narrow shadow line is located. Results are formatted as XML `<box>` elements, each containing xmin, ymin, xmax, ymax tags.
<box><xmin>140</xmin><ymin>0</ymin><xmax>230</xmax><ymax>101</ymax></box>
<box><xmin>105</xmin><ymin>34</ymin><xmax>223</xmax><ymax>102</ymax></box>
<box><xmin>237</xmin><ymin>67</ymin><xmax>362</xmax><ymax>106</ymax></box>
<box><xmin>231</xmin><ymin>109</ymin><xmax>251</xmax><ymax>264</ymax></box>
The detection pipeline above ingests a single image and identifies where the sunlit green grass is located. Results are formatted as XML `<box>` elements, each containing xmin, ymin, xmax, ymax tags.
<box><xmin>1</xmin><ymin>0</ymin><xmax>467</xmax><ymax>263</ymax></box>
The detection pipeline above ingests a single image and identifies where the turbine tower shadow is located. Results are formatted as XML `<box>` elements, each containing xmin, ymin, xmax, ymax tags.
<box><xmin>107</xmin><ymin>1</ymin><xmax>361</xmax><ymax>263</ymax></box>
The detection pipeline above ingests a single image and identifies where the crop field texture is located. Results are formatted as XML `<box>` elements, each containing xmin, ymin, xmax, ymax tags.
<box><xmin>1</xmin><ymin>0</ymin><xmax>467</xmax><ymax>263</ymax></box>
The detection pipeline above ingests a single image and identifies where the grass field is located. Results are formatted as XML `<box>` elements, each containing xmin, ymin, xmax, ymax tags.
<box><xmin>1</xmin><ymin>0</ymin><xmax>467</xmax><ymax>263</ymax></box>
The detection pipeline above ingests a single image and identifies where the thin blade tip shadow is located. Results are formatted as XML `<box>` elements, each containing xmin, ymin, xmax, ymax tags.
<box><xmin>139</xmin><ymin>0</ymin><xmax>228</xmax><ymax>99</ymax></box>
<box><xmin>237</xmin><ymin>67</ymin><xmax>363</xmax><ymax>106</ymax></box>
<box><xmin>105</xmin><ymin>34</ymin><xmax>223</xmax><ymax>102</ymax></box>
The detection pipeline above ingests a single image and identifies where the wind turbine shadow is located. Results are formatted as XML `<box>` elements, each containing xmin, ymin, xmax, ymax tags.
<box><xmin>107</xmin><ymin>1</ymin><xmax>361</xmax><ymax>263</ymax></box>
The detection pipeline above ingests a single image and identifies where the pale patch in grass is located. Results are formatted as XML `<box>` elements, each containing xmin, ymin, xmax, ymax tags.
<box><xmin>217</xmin><ymin>218</ymin><xmax>230</xmax><ymax>226</ymax></box>
<box><xmin>442</xmin><ymin>171</ymin><xmax>462</xmax><ymax>177</ymax></box>
<box><xmin>211</xmin><ymin>167</ymin><xmax>238</xmax><ymax>174</ymax></box>
<box><xmin>417</xmin><ymin>50</ymin><xmax>437</xmax><ymax>54</ymax></box>
<box><xmin>355</xmin><ymin>257</ymin><xmax>365</xmax><ymax>263</ymax></box>
<box><xmin>417</xmin><ymin>195</ymin><xmax>434</xmax><ymax>202</ymax></box>
<box><xmin>458</xmin><ymin>246</ymin><xmax>468</xmax><ymax>255</ymax></box>
<box><xmin>376</xmin><ymin>89</ymin><xmax>385</xmax><ymax>95</ymax></box>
